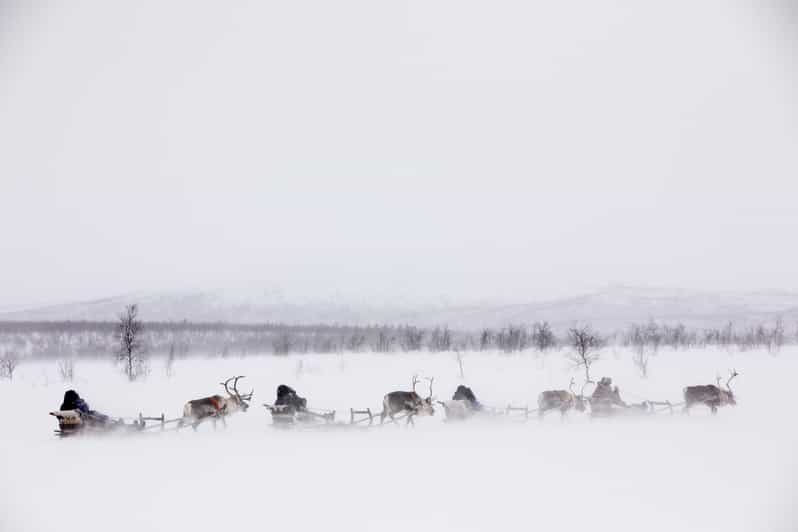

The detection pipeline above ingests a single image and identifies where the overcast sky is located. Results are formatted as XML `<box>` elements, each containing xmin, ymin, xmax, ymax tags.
<box><xmin>1</xmin><ymin>1</ymin><xmax>797</xmax><ymax>306</ymax></box>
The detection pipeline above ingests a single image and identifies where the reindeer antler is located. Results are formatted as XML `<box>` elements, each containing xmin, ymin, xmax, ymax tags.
<box><xmin>411</xmin><ymin>374</ymin><xmax>420</xmax><ymax>393</ymax></box>
<box><xmin>569</xmin><ymin>377</ymin><xmax>576</xmax><ymax>394</ymax></box>
<box><xmin>425</xmin><ymin>377</ymin><xmax>434</xmax><ymax>400</ymax></box>
<box><xmin>221</xmin><ymin>376</ymin><xmax>252</xmax><ymax>401</ymax></box>
<box><xmin>726</xmin><ymin>369</ymin><xmax>739</xmax><ymax>391</ymax></box>
<box><xmin>231</xmin><ymin>375</ymin><xmax>244</xmax><ymax>394</ymax></box>
<box><xmin>221</xmin><ymin>376</ymin><xmax>236</xmax><ymax>396</ymax></box>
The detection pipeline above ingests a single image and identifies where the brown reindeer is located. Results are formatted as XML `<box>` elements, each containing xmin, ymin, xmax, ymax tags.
<box><xmin>683</xmin><ymin>370</ymin><xmax>738</xmax><ymax>415</ymax></box>
<box><xmin>380</xmin><ymin>375</ymin><xmax>435</xmax><ymax>426</ymax></box>
<box><xmin>182</xmin><ymin>376</ymin><xmax>253</xmax><ymax>429</ymax></box>
<box><xmin>537</xmin><ymin>378</ymin><xmax>587</xmax><ymax>419</ymax></box>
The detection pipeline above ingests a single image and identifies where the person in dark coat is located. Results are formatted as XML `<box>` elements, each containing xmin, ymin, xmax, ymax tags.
<box><xmin>452</xmin><ymin>385</ymin><xmax>483</xmax><ymax>411</ymax></box>
<box><xmin>590</xmin><ymin>377</ymin><xmax>627</xmax><ymax>415</ymax></box>
<box><xmin>274</xmin><ymin>384</ymin><xmax>307</xmax><ymax>414</ymax></box>
<box><xmin>60</xmin><ymin>390</ymin><xmax>89</xmax><ymax>413</ymax></box>
<box><xmin>60</xmin><ymin>390</ymin><xmax>110</xmax><ymax>424</ymax></box>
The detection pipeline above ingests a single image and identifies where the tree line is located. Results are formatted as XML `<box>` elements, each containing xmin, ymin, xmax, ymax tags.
<box><xmin>0</xmin><ymin>304</ymin><xmax>795</xmax><ymax>382</ymax></box>
<box><xmin>1</xmin><ymin>305</ymin><xmax>795</xmax><ymax>380</ymax></box>
<box><xmin>0</xmin><ymin>316</ymin><xmax>793</xmax><ymax>362</ymax></box>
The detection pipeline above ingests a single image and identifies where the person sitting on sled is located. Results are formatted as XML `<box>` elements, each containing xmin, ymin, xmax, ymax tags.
<box><xmin>452</xmin><ymin>384</ymin><xmax>483</xmax><ymax>411</ymax></box>
<box><xmin>274</xmin><ymin>384</ymin><xmax>307</xmax><ymax>415</ymax></box>
<box><xmin>60</xmin><ymin>390</ymin><xmax>111</xmax><ymax>424</ymax></box>
<box><xmin>590</xmin><ymin>377</ymin><xmax>627</xmax><ymax>415</ymax></box>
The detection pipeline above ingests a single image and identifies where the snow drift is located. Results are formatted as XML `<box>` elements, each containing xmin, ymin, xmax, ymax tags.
<box><xmin>1</xmin><ymin>348</ymin><xmax>796</xmax><ymax>532</ymax></box>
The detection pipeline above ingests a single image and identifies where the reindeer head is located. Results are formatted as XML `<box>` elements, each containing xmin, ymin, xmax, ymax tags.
<box><xmin>720</xmin><ymin>369</ymin><xmax>738</xmax><ymax>406</ymax></box>
<box><xmin>411</xmin><ymin>375</ymin><xmax>435</xmax><ymax>416</ymax></box>
<box><xmin>221</xmin><ymin>376</ymin><xmax>254</xmax><ymax>411</ymax></box>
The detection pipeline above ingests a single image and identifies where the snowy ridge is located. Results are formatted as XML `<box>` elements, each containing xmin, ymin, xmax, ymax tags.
<box><xmin>2</xmin><ymin>285</ymin><xmax>797</xmax><ymax>331</ymax></box>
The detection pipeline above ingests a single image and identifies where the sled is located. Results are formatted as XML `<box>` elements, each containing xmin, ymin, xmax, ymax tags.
<box><xmin>263</xmin><ymin>404</ymin><xmax>336</xmax><ymax>427</ymax></box>
<box><xmin>49</xmin><ymin>409</ymin><xmax>144</xmax><ymax>437</ymax></box>
<box><xmin>589</xmin><ymin>399</ymin><xmax>675</xmax><ymax>419</ymax></box>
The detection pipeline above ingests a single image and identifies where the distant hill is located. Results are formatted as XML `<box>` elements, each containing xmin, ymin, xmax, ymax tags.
<box><xmin>2</xmin><ymin>286</ymin><xmax>796</xmax><ymax>332</ymax></box>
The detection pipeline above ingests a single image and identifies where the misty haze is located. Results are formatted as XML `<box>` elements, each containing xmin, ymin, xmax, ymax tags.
<box><xmin>1</xmin><ymin>1</ymin><xmax>797</xmax><ymax>532</ymax></box>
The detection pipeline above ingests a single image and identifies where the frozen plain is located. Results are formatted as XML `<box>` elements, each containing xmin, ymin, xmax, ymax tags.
<box><xmin>1</xmin><ymin>347</ymin><xmax>796</xmax><ymax>532</ymax></box>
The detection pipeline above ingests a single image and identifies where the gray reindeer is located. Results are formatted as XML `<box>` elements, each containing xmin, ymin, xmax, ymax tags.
<box><xmin>380</xmin><ymin>375</ymin><xmax>435</xmax><ymax>426</ymax></box>
<box><xmin>683</xmin><ymin>370</ymin><xmax>738</xmax><ymax>414</ymax></box>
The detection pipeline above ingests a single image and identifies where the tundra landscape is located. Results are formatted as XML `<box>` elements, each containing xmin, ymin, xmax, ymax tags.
<box><xmin>3</xmin><ymin>0</ymin><xmax>797</xmax><ymax>530</ymax></box>
<box><xmin>1</xmin><ymin>328</ymin><xmax>797</xmax><ymax>532</ymax></box>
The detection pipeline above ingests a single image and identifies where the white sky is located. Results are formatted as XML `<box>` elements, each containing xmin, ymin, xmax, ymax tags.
<box><xmin>1</xmin><ymin>1</ymin><xmax>797</xmax><ymax>306</ymax></box>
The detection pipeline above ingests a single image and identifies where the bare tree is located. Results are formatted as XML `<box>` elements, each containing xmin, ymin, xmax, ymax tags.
<box><xmin>428</xmin><ymin>326</ymin><xmax>452</xmax><ymax>352</ymax></box>
<box><xmin>771</xmin><ymin>317</ymin><xmax>785</xmax><ymax>353</ymax></box>
<box><xmin>273</xmin><ymin>332</ymin><xmax>293</xmax><ymax>355</ymax></box>
<box><xmin>345</xmin><ymin>332</ymin><xmax>366</xmax><ymax>352</ymax></box>
<box><xmin>632</xmin><ymin>349</ymin><xmax>649</xmax><ymax>378</ymax></box>
<box><xmin>0</xmin><ymin>352</ymin><xmax>20</xmax><ymax>381</ymax></box>
<box><xmin>116</xmin><ymin>304</ymin><xmax>148</xmax><ymax>381</ymax></box>
<box><xmin>628</xmin><ymin>322</ymin><xmax>654</xmax><ymax>378</ymax></box>
<box><xmin>496</xmin><ymin>325</ymin><xmax>529</xmax><ymax>353</ymax></box>
<box><xmin>165</xmin><ymin>342</ymin><xmax>176</xmax><ymax>378</ymax></box>
<box><xmin>399</xmin><ymin>326</ymin><xmax>424</xmax><ymax>351</ymax></box>
<box><xmin>373</xmin><ymin>329</ymin><xmax>394</xmax><ymax>353</ymax></box>
<box><xmin>479</xmin><ymin>329</ymin><xmax>493</xmax><ymax>351</ymax></box>
<box><xmin>58</xmin><ymin>358</ymin><xmax>75</xmax><ymax>382</ymax></box>
<box><xmin>566</xmin><ymin>326</ymin><xmax>603</xmax><ymax>382</ymax></box>
<box><xmin>455</xmin><ymin>350</ymin><xmax>465</xmax><ymax>379</ymax></box>
<box><xmin>531</xmin><ymin>321</ymin><xmax>556</xmax><ymax>351</ymax></box>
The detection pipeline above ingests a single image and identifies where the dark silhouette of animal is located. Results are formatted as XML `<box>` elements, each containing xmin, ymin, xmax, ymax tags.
<box><xmin>182</xmin><ymin>376</ymin><xmax>253</xmax><ymax>429</ymax></box>
<box><xmin>683</xmin><ymin>370</ymin><xmax>738</xmax><ymax>414</ymax></box>
<box><xmin>380</xmin><ymin>375</ymin><xmax>435</xmax><ymax>426</ymax></box>
<box><xmin>537</xmin><ymin>378</ymin><xmax>586</xmax><ymax>419</ymax></box>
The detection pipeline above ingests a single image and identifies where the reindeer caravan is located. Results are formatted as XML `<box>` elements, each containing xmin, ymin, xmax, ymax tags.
<box><xmin>261</xmin><ymin>375</ymin><xmax>437</xmax><ymax>430</ymax></box>
<box><xmin>49</xmin><ymin>369</ymin><xmax>740</xmax><ymax>437</ymax></box>
<box><xmin>50</xmin><ymin>376</ymin><xmax>254</xmax><ymax>437</ymax></box>
<box><xmin>531</xmin><ymin>370</ymin><xmax>739</xmax><ymax>421</ymax></box>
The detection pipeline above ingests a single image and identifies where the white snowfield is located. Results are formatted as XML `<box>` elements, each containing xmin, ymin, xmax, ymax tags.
<box><xmin>1</xmin><ymin>348</ymin><xmax>796</xmax><ymax>532</ymax></box>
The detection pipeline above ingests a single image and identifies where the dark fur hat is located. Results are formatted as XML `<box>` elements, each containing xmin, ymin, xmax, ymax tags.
<box><xmin>276</xmin><ymin>384</ymin><xmax>296</xmax><ymax>399</ymax></box>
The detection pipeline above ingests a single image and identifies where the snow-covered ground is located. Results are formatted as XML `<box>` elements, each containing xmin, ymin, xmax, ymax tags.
<box><xmin>2</xmin><ymin>348</ymin><xmax>796</xmax><ymax>532</ymax></box>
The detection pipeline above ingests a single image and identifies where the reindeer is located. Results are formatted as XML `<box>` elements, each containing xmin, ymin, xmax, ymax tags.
<box><xmin>380</xmin><ymin>375</ymin><xmax>435</xmax><ymax>426</ymax></box>
<box><xmin>537</xmin><ymin>378</ymin><xmax>587</xmax><ymax>420</ymax></box>
<box><xmin>182</xmin><ymin>376</ymin><xmax>253</xmax><ymax>429</ymax></box>
<box><xmin>683</xmin><ymin>370</ymin><xmax>738</xmax><ymax>415</ymax></box>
